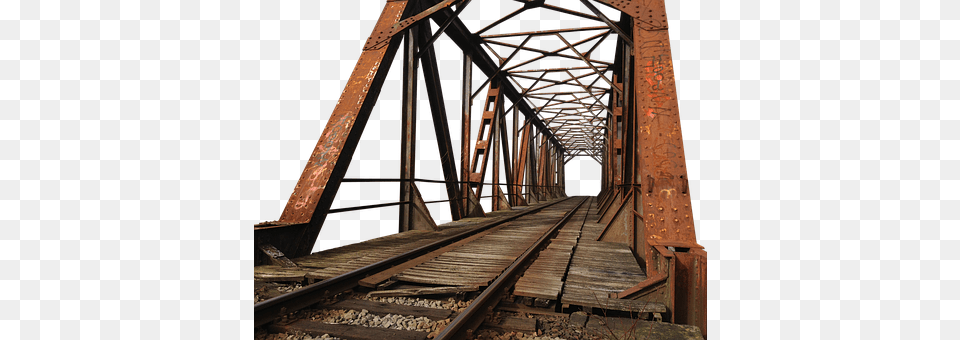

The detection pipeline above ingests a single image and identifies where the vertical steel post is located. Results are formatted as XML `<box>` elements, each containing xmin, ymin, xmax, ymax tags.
<box><xmin>460</xmin><ymin>51</ymin><xmax>473</xmax><ymax>215</ymax></box>
<box><xmin>558</xmin><ymin>148</ymin><xmax>565</xmax><ymax>196</ymax></box>
<box><xmin>511</xmin><ymin>107</ymin><xmax>518</xmax><ymax>204</ymax></box>
<box><xmin>399</xmin><ymin>26</ymin><xmax>419</xmax><ymax>232</ymax></box>
<box><xmin>491</xmin><ymin>91</ymin><xmax>501</xmax><ymax>211</ymax></box>
<box><xmin>498</xmin><ymin>104</ymin><xmax>514</xmax><ymax>207</ymax></box>
<box><xmin>594</xmin><ymin>2</ymin><xmax>707</xmax><ymax>336</ymax></box>
<box><xmin>553</xmin><ymin>146</ymin><xmax>561</xmax><ymax>197</ymax></box>
<box><xmin>418</xmin><ymin>22</ymin><xmax>463</xmax><ymax>221</ymax></box>
<box><xmin>514</xmin><ymin>122</ymin><xmax>530</xmax><ymax>205</ymax></box>
<box><xmin>528</xmin><ymin>130</ymin><xmax>538</xmax><ymax>202</ymax></box>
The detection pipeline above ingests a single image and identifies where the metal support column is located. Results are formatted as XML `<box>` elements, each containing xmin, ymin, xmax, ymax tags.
<box><xmin>460</xmin><ymin>51</ymin><xmax>477</xmax><ymax>216</ymax></box>
<box><xmin>418</xmin><ymin>22</ymin><xmax>463</xmax><ymax>221</ymax></box>
<box><xmin>399</xmin><ymin>26</ymin><xmax>419</xmax><ymax>232</ymax></box>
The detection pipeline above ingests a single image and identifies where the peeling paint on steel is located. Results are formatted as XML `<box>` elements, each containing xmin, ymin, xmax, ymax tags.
<box><xmin>278</xmin><ymin>1</ymin><xmax>409</xmax><ymax>224</ymax></box>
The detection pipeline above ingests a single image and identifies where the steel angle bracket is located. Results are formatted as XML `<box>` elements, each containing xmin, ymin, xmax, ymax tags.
<box><xmin>592</xmin><ymin>0</ymin><xmax>668</xmax><ymax>30</ymax></box>
<box><xmin>364</xmin><ymin>0</ymin><xmax>465</xmax><ymax>50</ymax></box>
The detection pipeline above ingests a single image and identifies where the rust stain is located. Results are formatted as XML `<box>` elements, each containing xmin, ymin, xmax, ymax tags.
<box><xmin>276</xmin><ymin>1</ymin><xmax>408</xmax><ymax>224</ymax></box>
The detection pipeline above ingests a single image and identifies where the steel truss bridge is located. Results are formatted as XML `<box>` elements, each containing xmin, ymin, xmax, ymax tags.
<box><xmin>255</xmin><ymin>1</ymin><xmax>707</xmax><ymax>338</ymax></box>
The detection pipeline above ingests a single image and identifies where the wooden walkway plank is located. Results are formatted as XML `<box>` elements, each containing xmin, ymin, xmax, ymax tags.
<box><xmin>513</xmin><ymin>197</ymin><xmax>593</xmax><ymax>301</ymax></box>
<box><xmin>367</xmin><ymin>286</ymin><xmax>480</xmax><ymax>298</ymax></box>
<box><xmin>394</xmin><ymin>199</ymin><xmax>582</xmax><ymax>289</ymax></box>
<box><xmin>560</xmin><ymin>219</ymin><xmax>666</xmax><ymax>313</ymax></box>
<box><xmin>269</xmin><ymin>320</ymin><xmax>427</xmax><ymax>340</ymax></box>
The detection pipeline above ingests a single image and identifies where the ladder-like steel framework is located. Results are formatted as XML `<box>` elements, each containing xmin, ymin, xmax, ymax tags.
<box><xmin>254</xmin><ymin>0</ymin><xmax>707</xmax><ymax>336</ymax></box>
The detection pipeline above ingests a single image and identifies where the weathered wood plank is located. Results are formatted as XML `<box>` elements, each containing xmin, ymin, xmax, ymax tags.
<box><xmin>327</xmin><ymin>299</ymin><xmax>454</xmax><ymax>320</ymax></box>
<box><xmin>367</xmin><ymin>285</ymin><xmax>480</xmax><ymax>298</ymax></box>
<box><xmin>561</xmin><ymin>293</ymin><xmax>667</xmax><ymax>313</ymax></box>
<box><xmin>358</xmin><ymin>223</ymin><xmax>514</xmax><ymax>288</ymax></box>
<box><xmin>481</xmin><ymin>315</ymin><xmax>537</xmax><ymax>333</ymax></box>
<box><xmin>269</xmin><ymin>320</ymin><xmax>427</xmax><ymax>340</ymax></box>
<box><xmin>394</xmin><ymin>274</ymin><xmax>490</xmax><ymax>286</ymax></box>
<box><xmin>584</xmin><ymin>316</ymin><xmax>703</xmax><ymax>340</ymax></box>
<box><xmin>254</xmin><ymin>265</ymin><xmax>305</xmax><ymax>282</ymax></box>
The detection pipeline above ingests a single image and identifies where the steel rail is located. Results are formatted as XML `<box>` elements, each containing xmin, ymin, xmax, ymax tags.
<box><xmin>434</xmin><ymin>196</ymin><xmax>590</xmax><ymax>340</ymax></box>
<box><xmin>253</xmin><ymin>196</ymin><xmax>574</xmax><ymax>328</ymax></box>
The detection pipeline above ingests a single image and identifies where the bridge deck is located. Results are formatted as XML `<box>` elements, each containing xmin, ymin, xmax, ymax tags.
<box><xmin>255</xmin><ymin>196</ymin><xmax>663</xmax><ymax>314</ymax></box>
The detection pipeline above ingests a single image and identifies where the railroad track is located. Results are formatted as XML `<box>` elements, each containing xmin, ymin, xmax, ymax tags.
<box><xmin>254</xmin><ymin>197</ymin><xmax>591</xmax><ymax>338</ymax></box>
<box><xmin>254</xmin><ymin>196</ymin><xmax>686</xmax><ymax>340</ymax></box>
<box><xmin>432</xmin><ymin>197</ymin><xmax>588</xmax><ymax>339</ymax></box>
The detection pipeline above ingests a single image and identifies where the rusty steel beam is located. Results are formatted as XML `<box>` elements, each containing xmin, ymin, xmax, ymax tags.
<box><xmin>479</xmin><ymin>25</ymin><xmax>610</xmax><ymax>39</ymax></box>
<box><xmin>461</xmin><ymin>51</ymin><xmax>473</xmax><ymax>215</ymax></box>
<box><xmin>511</xmin><ymin>106</ymin><xmax>520</xmax><ymax>206</ymax></box>
<box><xmin>514</xmin><ymin>122</ymin><xmax>531</xmax><ymax>204</ymax></box>
<box><xmin>475</xmin><ymin>3</ymin><xmax>530</xmax><ymax>35</ymax></box>
<box><xmin>591</xmin><ymin>2</ymin><xmax>706</xmax><ymax>337</ymax></box>
<box><xmin>526</xmin><ymin>130</ymin><xmax>539</xmax><ymax>203</ymax></box>
<box><xmin>556</xmin><ymin>34</ymin><xmax>621</xmax><ymax>96</ymax></box>
<box><xmin>459</xmin><ymin>51</ymin><xmax>486</xmax><ymax>218</ymax></box>
<box><xmin>363</xmin><ymin>0</ymin><xmax>460</xmax><ymax>50</ymax></box>
<box><xmin>424</xmin><ymin>0</ymin><xmax>563</xmax><ymax>151</ymax></box>
<box><xmin>538</xmin><ymin>3</ymin><xmax>602</xmax><ymax>22</ymax></box>
<box><xmin>398</xmin><ymin>26</ymin><xmax>419</xmax><ymax>233</ymax></box>
<box><xmin>579</xmin><ymin>0</ymin><xmax>632</xmax><ymax>49</ymax></box>
<box><xmin>537</xmin><ymin>137</ymin><xmax>549</xmax><ymax>199</ymax></box>
<box><xmin>418</xmin><ymin>21</ymin><xmax>463</xmax><ymax>221</ymax></box>
<box><xmin>506</xmin><ymin>107</ymin><xmax>526</xmax><ymax>206</ymax></box>
<box><xmin>582</xmin><ymin>29</ymin><xmax>613</xmax><ymax>58</ymax></box>
<box><xmin>557</xmin><ymin>150</ymin><xmax>567</xmax><ymax>197</ymax></box>
<box><xmin>468</xmin><ymin>82</ymin><xmax>503</xmax><ymax>200</ymax></box>
<box><xmin>415</xmin><ymin>0</ymin><xmax>472</xmax><ymax>59</ymax></box>
<box><xmin>470</xmin><ymin>35</ymin><xmax>532</xmax><ymax>100</ymax></box>
<box><xmin>255</xmin><ymin>1</ymin><xmax>417</xmax><ymax>264</ymax></box>
<box><xmin>502</xmin><ymin>31</ymin><xmax>612</xmax><ymax>73</ymax></box>
<box><xmin>482</xmin><ymin>38</ymin><xmax>612</xmax><ymax>69</ymax></box>
<box><xmin>498</xmin><ymin>108</ymin><xmax>515</xmax><ymax>209</ymax></box>
<box><xmin>491</xmin><ymin>89</ymin><xmax>502</xmax><ymax>211</ymax></box>
<box><xmin>625</xmin><ymin>0</ymin><xmax>699</xmax><ymax>272</ymax></box>
<box><xmin>499</xmin><ymin>106</ymin><xmax>514</xmax><ymax>182</ymax></box>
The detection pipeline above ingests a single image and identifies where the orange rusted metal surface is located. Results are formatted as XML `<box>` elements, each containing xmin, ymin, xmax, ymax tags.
<box><xmin>258</xmin><ymin>1</ymin><xmax>415</xmax><ymax>262</ymax></box>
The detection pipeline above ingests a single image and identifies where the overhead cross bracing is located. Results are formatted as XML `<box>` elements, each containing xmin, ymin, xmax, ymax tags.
<box><xmin>473</xmin><ymin>3</ymin><xmax>618</xmax><ymax>160</ymax></box>
<box><xmin>254</xmin><ymin>0</ymin><xmax>707</xmax><ymax>338</ymax></box>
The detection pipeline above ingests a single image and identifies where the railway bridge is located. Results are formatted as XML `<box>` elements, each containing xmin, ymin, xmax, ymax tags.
<box><xmin>254</xmin><ymin>1</ymin><xmax>707</xmax><ymax>339</ymax></box>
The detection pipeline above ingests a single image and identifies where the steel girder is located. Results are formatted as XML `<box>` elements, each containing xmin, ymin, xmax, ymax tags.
<box><xmin>592</xmin><ymin>1</ymin><xmax>707</xmax><ymax>337</ymax></box>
